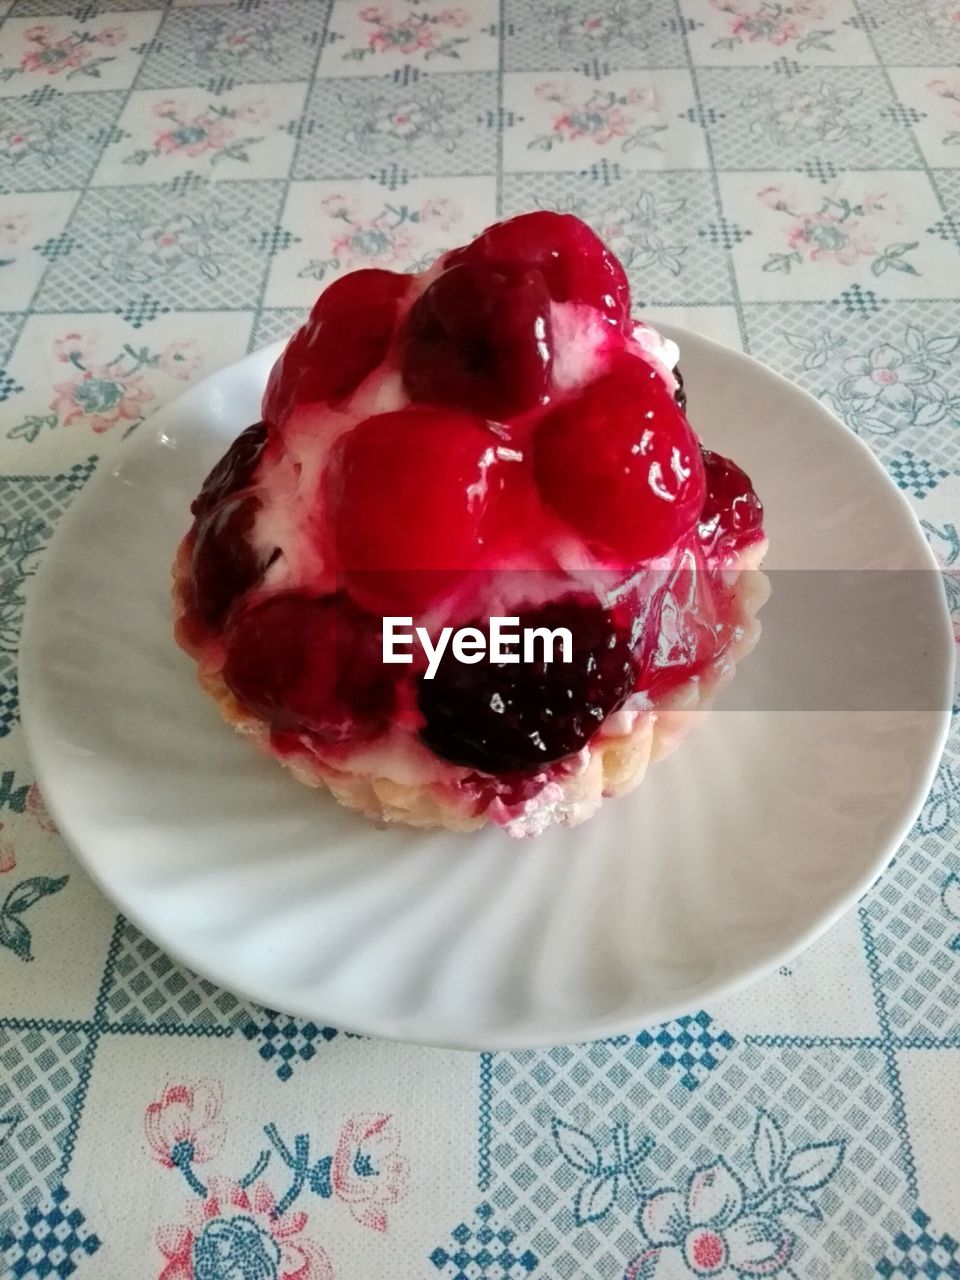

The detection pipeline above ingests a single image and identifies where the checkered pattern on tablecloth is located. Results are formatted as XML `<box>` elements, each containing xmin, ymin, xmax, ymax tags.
<box><xmin>0</xmin><ymin>1</ymin><xmax>958</xmax><ymax>1276</ymax></box>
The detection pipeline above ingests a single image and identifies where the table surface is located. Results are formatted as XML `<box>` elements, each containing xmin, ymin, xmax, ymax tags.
<box><xmin>0</xmin><ymin>1</ymin><xmax>958</xmax><ymax>1277</ymax></box>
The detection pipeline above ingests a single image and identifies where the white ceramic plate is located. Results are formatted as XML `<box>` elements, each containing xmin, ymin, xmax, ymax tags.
<box><xmin>19</xmin><ymin>330</ymin><xmax>953</xmax><ymax>1050</ymax></box>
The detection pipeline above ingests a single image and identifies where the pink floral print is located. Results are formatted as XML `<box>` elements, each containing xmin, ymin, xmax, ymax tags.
<box><xmin>417</xmin><ymin>196</ymin><xmax>458</xmax><ymax>229</ymax></box>
<box><xmin>157</xmin><ymin>1179</ymin><xmax>333</xmax><ymax>1280</ymax></box>
<box><xmin>9</xmin><ymin>332</ymin><xmax>202</xmax><ymax>443</ymax></box>
<box><xmin>0</xmin><ymin>212</ymin><xmax>29</xmax><ymax>246</ymax></box>
<box><xmin>143</xmin><ymin>1084</ymin><xmax>410</xmax><ymax>1279</ymax></box>
<box><xmin>210</xmin><ymin>26</ymin><xmax>272</xmax><ymax>59</ymax></box>
<box><xmin>0</xmin><ymin>827</ymin><xmax>16</xmax><ymax>874</ymax></box>
<box><xmin>155</xmin><ymin>111</ymin><xmax>231</xmax><ymax>158</ymax></box>
<box><xmin>145</xmin><ymin>1081</ymin><xmax>227</xmax><ymax>1170</ymax></box>
<box><xmin>0</xmin><ymin>131</ymin><xmax>30</xmax><ymax>163</ymax></box>
<box><xmin>345</xmin><ymin>5</ymin><xmax>471</xmax><ymax>61</ymax></box>
<box><xmin>785</xmin><ymin>209</ymin><xmax>878</xmax><ymax>266</ymax></box>
<box><xmin>15</xmin><ymin>22</ymin><xmax>126</xmax><ymax>79</ymax></box>
<box><xmin>757</xmin><ymin>186</ymin><xmax>917</xmax><ymax>277</ymax></box>
<box><xmin>912</xmin><ymin>0</ymin><xmax>960</xmax><ymax>36</ymax></box>
<box><xmin>709</xmin><ymin>1</ymin><xmax>834</xmax><ymax>51</ymax></box>
<box><xmin>369</xmin><ymin>17</ymin><xmax>435</xmax><ymax>53</ymax></box>
<box><xmin>298</xmin><ymin>196</ymin><xmax>462</xmax><ymax>281</ymax></box>
<box><xmin>332</xmin><ymin>1113</ymin><xmax>409</xmax><ymax>1232</ymax></box>
<box><xmin>124</xmin><ymin>99</ymin><xmax>269</xmax><ymax>168</ymax></box>
<box><xmin>928</xmin><ymin>76</ymin><xmax>960</xmax><ymax>111</ymax></box>
<box><xmin>158</xmin><ymin>342</ymin><xmax>203</xmax><ymax>381</ymax></box>
<box><xmin>529</xmin><ymin>81</ymin><xmax>665</xmax><ymax>153</ymax></box>
<box><xmin>26</xmin><ymin>785</ymin><xmax>57</xmax><ymax>834</ymax></box>
<box><xmin>51</xmin><ymin>368</ymin><xmax>150</xmax><ymax>433</ymax></box>
<box><xmin>52</xmin><ymin>332</ymin><xmax>98</xmax><ymax>367</ymax></box>
<box><xmin>928</xmin><ymin>76</ymin><xmax>960</xmax><ymax>144</ymax></box>
<box><xmin>628</xmin><ymin>1156</ymin><xmax>797</xmax><ymax>1279</ymax></box>
<box><xmin>544</xmin><ymin>4</ymin><xmax>654</xmax><ymax>53</ymax></box>
<box><xmin>324</xmin><ymin>195</ymin><xmax>417</xmax><ymax>267</ymax></box>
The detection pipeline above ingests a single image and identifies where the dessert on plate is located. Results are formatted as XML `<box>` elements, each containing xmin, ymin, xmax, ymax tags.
<box><xmin>173</xmin><ymin>212</ymin><xmax>768</xmax><ymax>837</ymax></box>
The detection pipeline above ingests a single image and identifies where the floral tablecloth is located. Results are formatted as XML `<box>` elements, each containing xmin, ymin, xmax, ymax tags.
<box><xmin>0</xmin><ymin>0</ymin><xmax>958</xmax><ymax>1277</ymax></box>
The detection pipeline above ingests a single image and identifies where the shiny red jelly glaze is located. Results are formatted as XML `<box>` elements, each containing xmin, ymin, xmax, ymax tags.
<box><xmin>629</xmin><ymin>558</ymin><xmax>720</xmax><ymax>697</ymax></box>
<box><xmin>223</xmin><ymin>591</ymin><xmax>395</xmax><ymax>742</ymax></box>
<box><xmin>698</xmin><ymin>448</ymin><xmax>764</xmax><ymax>561</ymax></box>
<box><xmin>191</xmin><ymin>422</ymin><xmax>269</xmax><ymax>518</ymax></box>
<box><xmin>325</xmin><ymin>406</ymin><xmax>500</xmax><ymax>613</ymax></box>
<box><xmin>446</xmin><ymin>211</ymin><xmax>631</xmax><ymax>331</ymax></box>
<box><xmin>262</xmin><ymin>269</ymin><xmax>412</xmax><ymax>425</ymax></box>
<box><xmin>190</xmin><ymin>494</ymin><xmax>272</xmax><ymax>629</ymax></box>
<box><xmin>534</xmin><ymin>353</ymin><xmax>706</xmax><ymax>563</ymax></box>
<box><xmin>400</xmin><ymin>261</ymin><xmax>553</xmax><ymax>419</ymax></box>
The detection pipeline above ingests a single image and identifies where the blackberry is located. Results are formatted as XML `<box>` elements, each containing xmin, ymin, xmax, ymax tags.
<box><xmin>698</xmin><ymin>447</ymin><xmax>764</xmax><ymax>559</ymax></box>
<box><xmin>191</xmin><ymin>421</ymin><xmax>268</xmax><ymax>518</ymax></box>
<box><xmin>190</xmin><ymin>494</ymin><xmax>275</xmax><ymax>629</ymax></box>
<box><xmin>418</xmin><ymin>597</ymin><xmax>633</xmax><ymax>774</ymax></box>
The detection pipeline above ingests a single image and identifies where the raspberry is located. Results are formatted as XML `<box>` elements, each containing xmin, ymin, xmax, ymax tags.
<box><xmin>191</xmin><ymin>422</ymin><xmax>268</xmax><ymax>518</ymax></box>
<box><xmin>418</xmin><ymin>598</ymin><xmax>632</xmax><ymax>773</ymax></box>
<box><xmin>262</xmin><ymin>269</ymin><xmax>412</xmax><ymax>425</ymax></box>
<box><xmin>325</xmin><ymin>406</ymin><xmax>500</xmax><ymax>612</ymax></box>
<box><xmin>400</xmin><ymin>261</ymin><xmax>553</xmax><ymax>419</ymax></box>
<box><xmin>189</xmin><ymin>494</ymin><xmax>274</xmax><ymax>629</ymax></box>
<box><xmin>698</xmin><ymin>448</ymin><xmax>764</xmax><ymax>560</ymax></box>
<box><xmin>223</xmin><ymin>592</ymin><xmax>394</xmax><ymax>742</ymax></box>
<box><xmin>534</xmin><ymin>353</ymin><xmax>705</xmax><ymax>562</ymax></box>
<box><xmin>447</xmin><ymin>211</ymin><xmax>630</xmax><ymax>330</ymax></box>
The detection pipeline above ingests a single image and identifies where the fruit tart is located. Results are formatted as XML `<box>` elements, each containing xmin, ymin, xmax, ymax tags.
<box><xmin>172</xmin><ymin>212</ymin><xmax>768</xmax><ymax>838</ymax></box>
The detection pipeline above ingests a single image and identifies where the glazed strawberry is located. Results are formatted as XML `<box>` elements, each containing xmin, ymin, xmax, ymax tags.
<box><xmin>401</xmin><ymin>261</ymin><xmax>553</xmax><ymax>419</ymax></box>
<box><xmin>191</xmin><ymin>422</ymin><xmax>268</xmax><ymax>518</ymax></box>
<box><xmin>446</xmin><ymin>211</ymin><xmax>630</xmax><ymax>330</ymax></box>
<box><xmin>535</xmin><ymin>353</ymin><xmax>706</xmax><ymax>562</ymax></box>
<box><xmin>190</xmin><ymin>494</ymin><xmax>273</xmax><ymax>628</ymax></box>
<box><xmin>418</xmin><ymin>597</ymin><xmax>632</xmax><ymax>772</ymax></box>
<box><xmin>325</xmin><ymin>406</ymin><xmax>499</xmax><ymax>612</ymax></box>
<box><xmin>223</xmin><ymin>592</ymin><xmax>394</xmax><ymax>741</ymax></box>
<box><xmin>263</xmin><ymin>269</ymin><xmax>412</xmax><ymax>426</ymax></box>
<box><xmin>698</xmin><ymin>448</ymin><xmax>764</xmax><ymax>560</ymax></box>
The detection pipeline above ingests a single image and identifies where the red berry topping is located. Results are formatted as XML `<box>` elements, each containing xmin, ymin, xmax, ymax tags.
<box><xmin>418</xmin><ymin>598</ymin><xmax>632</xmax><ymax>773</ymax></box>
<box><xmin>447</xmin><ymin>211</ymin><xmax>630</xmax><ymax>330</ymax></box>
<box><xmin>223</xmin><ymin>592</ymin><xmax>394</xmax><ymax>742</ymax></box>
<box><xmin>673</xmin><ymin>364</ymin><xmax>687</xmax><ymax>412</ymax></box>
<box><xmin>191</xmin><ymin>422</ymin><xmax>268</xmax><ymax>518</ymax></box>
<box><xmin>632</xmin><ymin>572</ymin><xmax>723</xmax><ymax>700</ymax></box>
<box><xmin>262</xmin><ymin>269</ymin><xmax>412</xmax><ymax>425</ymax></box>
<box><xmin>698</xmin><ymin>448</ymin><xmax>764</xmax><ymax>560</ymax></box>
<box><xmin>190</xmin><ymin>494</ymin><xmax>274</xmax><ymax>629</ymax></box>
<box><xmin>534</xmin><ymin>354</ymin><xmax>706</xmax><ymax>562</ymax></box>
<box><xmin>325</xmin><ymin>406</ymin><xmax>499</xmax><ymax>612</ymax></box>
<box><xmin>400</xmin><ymin>261</ymin><xmax>553</xmax><ymax>419</ymax></box>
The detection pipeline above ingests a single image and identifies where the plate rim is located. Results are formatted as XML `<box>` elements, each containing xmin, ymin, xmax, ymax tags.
<box><xmin>18</xmin><ymin>327</ymin><xmax>955</xmax><ymax>1050</ymax></box>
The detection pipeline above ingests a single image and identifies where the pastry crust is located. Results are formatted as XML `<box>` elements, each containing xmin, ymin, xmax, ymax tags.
<box><xmin>173</xmin><ymin>539</ymin><xmax>769</xmax><ymax>835</ymax></box>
